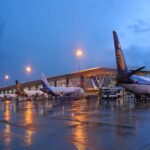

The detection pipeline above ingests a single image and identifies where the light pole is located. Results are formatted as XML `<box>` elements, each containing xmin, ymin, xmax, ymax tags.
<box><xmin>4</xmin><ymin>74</ymin><xmax>9</xmax><ymax>87</ymax></box>
<box><xmin>25</xmin><ymin>66</ymin><xmax>32</xmax><ymax>81</ymax></box>
<box><xmin>76</xmin><ymin>49</ymin><xmax>83</xmax><ymax>72</ymax></box>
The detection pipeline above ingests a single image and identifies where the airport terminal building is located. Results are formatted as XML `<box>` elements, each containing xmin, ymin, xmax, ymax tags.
<box><xmin>0</xmin><ymin>67</ymin><xmax>150</xmax><ymax>94</ymax></box>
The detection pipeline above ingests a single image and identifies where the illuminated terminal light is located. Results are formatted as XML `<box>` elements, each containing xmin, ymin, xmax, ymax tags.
<box><xmin>26</xmin><ymin>66</ymin><xmax>32</xmax><ymax>74</ymax></box>
<box><xmin>76</xmin><ymin>49</ymin><xmax>83</xmax><ymax>71</ymax></box>
<box><xmin>76</xmin><ymin>49</ymin><xmax>83</xmax><ymax>58</ymax></box>
<box><xmin>4</xmin><ymin>75</ymin><xmax>9</xmax><ymax>80</ymax></box>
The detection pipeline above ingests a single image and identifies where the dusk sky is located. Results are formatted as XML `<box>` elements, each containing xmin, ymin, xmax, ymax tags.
<box><xmin>0</xmin><ymin>0</ymin><xmax>150</xmax><ymax>86</ymax></box>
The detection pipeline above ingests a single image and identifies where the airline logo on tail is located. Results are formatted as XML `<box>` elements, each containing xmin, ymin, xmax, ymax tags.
<box><xmin>116</xmin><ymin>50</ymin><xmax>126</xmax><ymax>71</ymax></box>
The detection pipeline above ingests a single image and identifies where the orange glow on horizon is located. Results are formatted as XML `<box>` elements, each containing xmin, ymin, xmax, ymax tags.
<box><xmin>24</xmin><ymin>102</ymin><xmax>34</xmax><ymax>145</ymax></box>
<box><xmin>4</xmin><ymin>100</ymin><xmax>11</xmax><ymax>145</ymax></box>
<box><xmin>69</xmin><ymin>101</ymin><xmax>88</xmax><ymax>150</ymax></box>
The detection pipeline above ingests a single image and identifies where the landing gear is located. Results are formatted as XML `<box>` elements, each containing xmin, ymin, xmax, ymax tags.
<box><xmin>134</xmin><ymin>95</ymin><xmax>149</xmax><ymax>102</ymax></box>
<box><xmin>135</xmin><ymin>95</ymin><xmax>141</xmax><ymax>102</ymax></box>
<box><xmin>26</xmin><ymin>98</ymin><xmax>31</xmax><ymax>101</ymax></box>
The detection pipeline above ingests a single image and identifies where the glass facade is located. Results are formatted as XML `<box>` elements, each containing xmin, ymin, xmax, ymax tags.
<box><xmin>30</xmin><ymin>86</ymin><xmax>36</xmax><ymax>90</ymax></box>
<box><xmin>13</xmin><ymin>89</ymin><xmax>16</xmax><ymax>94</ymax></box>
<box><xmin>56</xmin><ymin>79</ymin><xmax>66</xmax><ymax>87</ymax></box>
<box><xmin>84</xmin><ymin>78</ymin><xmax>93</xmax><ymax>90</ymax></box>
<box><xmin>68</xmin><ymin>77</ymin><xmax>80</xmax><ymax>87</ymax></box>
<box><xmin>49</xmin><ymin>81</ymin><xmax>55</xmax><ymax>86</ymax></box>
<box><xmin>37</xmin><ymin>85</ymin><xmax>43</xmax><ymax>90</ymax></box>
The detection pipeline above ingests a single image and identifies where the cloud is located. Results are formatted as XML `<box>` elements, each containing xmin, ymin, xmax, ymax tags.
<box><xmin>125</xmin><ymin>45</ymin><xmax>150</xmax><ymax>69</ymax></box>
<box><xmin>128</xmin><ymin>19</ymin><xmax>150</xmax><ymax>33</ymax></box>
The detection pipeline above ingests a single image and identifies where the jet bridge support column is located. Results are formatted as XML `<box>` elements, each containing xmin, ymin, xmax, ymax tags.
<box><xmin>5</xmin><ymin>90</ymin><xmax>8</xmax><ymax>94</ymax></box>
<box><xmin>54</xmin><ymin>81</ymin><xmax>57</xmax><ymax>87</ymax></box>
<box><xmin>13</xmin><ymin>89</ymin><xmax>16</xmax><ymax>94</ymax></box>
<box><xmin>66</xmin><ymin>78</ymin><xmax>69</xmax><ymax>87</ymax></box>
<box><xmin>1</xmin><ymin>91</ymin><xmax>4</xmax><ymax>94</ymax></box>
<box><xmin>80</xmin><ymin>76</ymin><xmax>84</xmax><ymax>89</ymax></box>
<box><xmin>35</xmin><ymin>84</ymin><xmax>39</xmax><ymax>90</ymax></box>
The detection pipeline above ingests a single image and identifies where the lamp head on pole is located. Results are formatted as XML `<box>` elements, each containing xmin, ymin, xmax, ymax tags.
<box><xmin>4</xmin><ymin>74</ymin><xmax>9</xmax><ymax>80</ymax></box>
<box><xmin>25</xmin><ymin>66</ymin><xmax>32</xmax><ymax>74</ymax></box>
<box><xmin>76</xmin><ymin>49</ymin><xmax>83</xmax><ymax>58</ymax></box>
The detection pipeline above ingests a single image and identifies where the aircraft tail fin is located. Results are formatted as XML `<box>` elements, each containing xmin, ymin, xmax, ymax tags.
<box><xmin>15</xmin><ymin>80</ymin><xmax>28</xmax><ymax>97</ymax></box>
<box><xmin>113</xmin><ymin>31</ymin><xmax>130</xmax><ymax>82</ymax></box>
<box><xmin>40</xmin><ymin>74</ymin><xmax>56</xmax><ymax>95</ymax></box>
<box><xmin>113</xmin><ymin>31</ymin><xmax>145</xmax><ymax>83</ymax></box>
<box><xmin>41</xmin><ymin>73</ymin><xmax>50</xmax><ymax>89</ymax></box>
<box><xmin>15</xmin><ymin>80</ymin><xmax>23</xmax><ymax>93</ymax></box>
<box><xmin>113</xmin><ymin>31</ymin><xmax>129</xmax><ymax>75</ymax></box>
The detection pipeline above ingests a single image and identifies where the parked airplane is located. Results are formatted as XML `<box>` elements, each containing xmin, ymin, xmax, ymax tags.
<box><xmin>15</xmin><ymin>80</ymin><xmax>46</xmax><ymax>100</ymax></box>
<box><xmin>113</xmin><ymin>30</ymin><xmax>150</xmax><ymax>97</ymax></box>
<box><xmin>0</xmin><ymin>93</ymin><xmax>17</xmax><ymax>100</ymax></box>
<box><xmin>40</xmin><ymin>74</ymin><xmax>85</xmax><ymax>99</ymax></box>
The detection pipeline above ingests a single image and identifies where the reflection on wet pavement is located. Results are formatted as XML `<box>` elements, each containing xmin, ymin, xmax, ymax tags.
<box><xmin>0</xmin><ymin>98</ymin><xmax>150</xmax><ymax>149</ymax></box>
<box><xmin>70</xmin><ymin>101</ymin><xmax>89</xmax><ymax>150</ymax></box>
<box><xmin>23</xmin><ymin>102</ymin><xmax>34</xmax><ymax>146</ymax></box>
<box><xmin>3</xmin><ymin>101</ymin><xmax>11</xmax><ymax>146</ymax></box>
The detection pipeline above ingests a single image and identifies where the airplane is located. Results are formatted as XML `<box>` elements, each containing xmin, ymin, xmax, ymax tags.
<box><xmin>40</xmin><ymin>74</ymin><xmax>85</xmax><ymax>99</ymax></box>
<box><xmin>113</xmin><ymin>30</ymin><xmax>150</xmax><ymax>98</ymax></box>
<box><xmin>0</xmin><ymin>93</ymin><xmax>17</xmax><ymax>100</ymax></box>
<box><xmin>15</xmin><ymin>80</ymin><xmax>47</xmax><ymax>100</ymax></box>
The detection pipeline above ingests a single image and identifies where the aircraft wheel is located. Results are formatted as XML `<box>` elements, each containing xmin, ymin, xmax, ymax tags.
<box><xmin>135</xmin><ymin>95</ymin><xmax>141</xmax><ymax>102</ymax></box>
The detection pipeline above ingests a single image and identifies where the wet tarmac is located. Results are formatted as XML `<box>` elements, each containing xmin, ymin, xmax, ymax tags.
<box><xmin>0</xmin><ymin>98</ymin><xmax>150</xmax><ymax>150</ymax></box>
